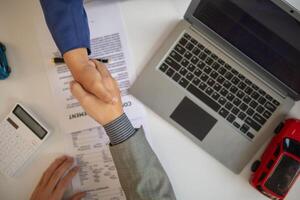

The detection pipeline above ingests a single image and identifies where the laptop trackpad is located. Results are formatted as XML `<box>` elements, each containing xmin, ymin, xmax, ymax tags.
<box><xmin>170</xmin><ymin>97</ymin><xmax>217</xmax><ymax>141</ymax></box>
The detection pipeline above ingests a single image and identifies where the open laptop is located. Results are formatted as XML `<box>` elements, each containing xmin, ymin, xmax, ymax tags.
<box><xmin>130</xmin><ymin>0</ymin><xmax>300</xmax><ymax>173</ymax></box>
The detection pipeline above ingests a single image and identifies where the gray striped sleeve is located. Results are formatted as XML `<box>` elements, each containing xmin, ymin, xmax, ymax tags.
<box><xmin>103</xmin><ymin>113</ymin><xmax>137</xmax><ymax>145</ymax></box>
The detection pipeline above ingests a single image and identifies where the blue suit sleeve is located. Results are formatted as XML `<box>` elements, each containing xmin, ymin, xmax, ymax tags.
<box><xmin>40</xmin><ymin>0</ymin><xmax>90</xmax><ymax>55</ymax></box>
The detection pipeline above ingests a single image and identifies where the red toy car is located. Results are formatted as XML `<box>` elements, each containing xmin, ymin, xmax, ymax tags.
<box><xmin>250</xmin><ymin>119</ymin><xmax>300</xmax><ymax>200</ymax></box>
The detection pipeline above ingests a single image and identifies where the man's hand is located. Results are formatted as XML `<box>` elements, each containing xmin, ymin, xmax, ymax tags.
<box><xmin>64</xmin><ymin>48</ymin><xmax>116</xmax><ymax>104</ymax></box>
<box><xmin>30</xmin><ymin>156</ymin><xmax>86</xmax><ymax>200</ymax></box>
<box><xmin>70</xmin><ymin>60</ymin><xmax>124</xmax><ymax>126</ymax></box>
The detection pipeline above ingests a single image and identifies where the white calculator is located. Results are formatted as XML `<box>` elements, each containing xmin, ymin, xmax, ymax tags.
<box><xmin>0</xmin><ymin>104</ymin><xmax>50</xmax><ymax>177</ymax></box>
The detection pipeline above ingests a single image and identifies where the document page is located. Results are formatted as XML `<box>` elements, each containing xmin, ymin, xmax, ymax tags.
<box><xmin>36</xmin><ymin>1</ymin><xmax>147</xmax><ymax>199</ymax></box>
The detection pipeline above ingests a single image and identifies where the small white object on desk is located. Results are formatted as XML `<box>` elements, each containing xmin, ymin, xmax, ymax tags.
<box><xmin>0</xmin><ymin>104</ymin><xmax>50</xmax><ymax>177</ymax></box>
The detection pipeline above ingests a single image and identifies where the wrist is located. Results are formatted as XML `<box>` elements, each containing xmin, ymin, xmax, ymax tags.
<box><xmin>63</xmin><ymin>48</ymin><xmax>90</xmax><ymax>73</ymax></box>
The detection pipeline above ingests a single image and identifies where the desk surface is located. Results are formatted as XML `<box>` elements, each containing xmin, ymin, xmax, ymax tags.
<box><xmin>0</xmin><ymin>0</ymin><xmax>300</xmax><ymax>199</ymax></box>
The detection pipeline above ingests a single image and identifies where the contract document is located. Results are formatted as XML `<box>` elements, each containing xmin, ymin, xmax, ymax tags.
<box><xmin>36</xmin><ymin>1</ymin><xmax>147</xmax><ymax>199</ymax></box>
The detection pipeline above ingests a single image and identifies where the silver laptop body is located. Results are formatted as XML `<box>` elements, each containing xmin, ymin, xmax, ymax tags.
<box><xmin>130</xmin><ymin>0</ymin><xmax>300</xmax><ymax>173</ymax></box>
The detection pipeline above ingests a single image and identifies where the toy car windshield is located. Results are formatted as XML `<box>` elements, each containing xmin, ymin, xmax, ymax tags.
<box><xmin>264</xmin><ymin>138</ymin><xmax>300</xmax><ymax>196</ymax></box>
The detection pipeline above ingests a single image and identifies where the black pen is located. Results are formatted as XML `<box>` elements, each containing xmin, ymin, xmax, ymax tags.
<box><xmin>52</xmin><ymin>57</ymin><xmax>109</xmax><ymax>64</ymax></box>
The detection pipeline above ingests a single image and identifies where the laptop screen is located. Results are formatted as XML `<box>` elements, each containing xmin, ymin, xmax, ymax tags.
<box><xmin>193</xmin><ymin>0</ymin><xmax>300</xmax><ymax>94</ymax></box>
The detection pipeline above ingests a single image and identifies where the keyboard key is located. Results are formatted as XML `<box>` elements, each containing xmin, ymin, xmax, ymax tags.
<box><xmin>187</xmin><ymin>64</ymin><xmax>196</xmax><ymax>72</ymax></box>
<box><xmin>232</xmin><ymin>107</ymin><xmax>240</xmax><ymax>115</ymax></box>
<box><xmin>218</xmin><ymin>58</ymin><xmax>225</xmax><ymax>65</ymax></box>
<box><xmin>159</xmin><ymin>64</ymin><xmax>168</xmax><ymax>72</ymax></box>
<box><xmin>205</xmin><ymin>87</ymin><xmax>214</xmax><ymax>95</ymax></box>
<box><xmin>241</xmin><ymin>124</ymin><xmax>250</xmax><ymax>133</ymax></box>
<box><xmin>181</xmin><ymin>59</ymin><xmax>189</xmax><ymax>67</ymax></box>
<box><xmin>199</xmin><ymin>82</ymin><xmax>207</xmax><ymax>90</ymax></box>
<box><xmin>187</xmin><ymin>84</ymin><xmax>221</xmax><ymax>112</ymax></box>
<box><xmin>166</xmin><ymin>68</ymin><xmax>175</xmax><ymax>77</ymax></box>
<box><xmin>251</xmin><ymin>92</ymin><xmax>260</xmax><ymax>100</ymax></box>
<box><xmin>249</xmin><ymin>101</ymin><xmax>258</xmax><ymax>109</ymax></box>
<box><xmin>240</xmin><ymin>103</ymin><xmax>248</xmax><ymax>111</ymax></box>
<box><xmin>247</xmin><ymin>132</ymin><xmax>255</xmax><ymax>139</ymax></box>
<box><xmin>204</xmin><ymin>48</ymin><xmax>211</xmax><ymax>55</ymax></box>
<box><xmin>219</xmin><ymin>108</ymin><xmax>229</xmax><ymax>118</ymax></box>
<box><xmin>200</xmin><ymin>74</ymin><xmax>209</xmax><ymax>82</ymax></box>
<box><xmin>192</xmin><ymin>48</ymin><xmax>201</xmax><ymax>56</ymax></box>
<box><xmin>205</xmin><ymin>58</ymin><xmax>214</xmax><ymax>65</ymax></box>
<box><xmin>197</xmin><ymin>43</ymin><xmax>205</xmax><ymax>50</ymax></box>
<box><xmin>192</xmin><ymin>77</ymin><xmax>201</xmax><ymax>86</ymax></box>
<box><xmin>218</xmin><ymin>97</ymin><xmax>227</xmax><ymax>105</ymax></box>
<box><xmin>231</xmin><ymin>77</ymin><xmax>240</xmax><ymax>85</ymax></box>
<box><xmin>231</xmin><ymin>69</ymin><xmax>238</xmax><ymax>75</ymax></box>
<box><xmin>172</xmin><ymin>73</ymin><xmax>181</xmax><ymax>82</ymax></box>
<box><xmin>243</xmin><ymin>95</ymin><xmax>251</xmax><ymax>104</ymax></box>
<box><xmin>233</xmin><ymin>98</ymin><xmax>242</xmax><ymax>107</ymax></box>
<box><xmin>186</xmin><ymin>72</ymin><xmax>195</xmax><ymax>81</ymax></box>
<box><xmin>233</xmin><ymin>122</ymin><xmax>241</xmax><ymax>129</ymax></box>
<box><xmin>256</xmin><ymin>105</ymin><xmax>265</xmax><ymax>113</ymax></box>
<box><xmin>213</xmin><ymin>83</ymin><xmax>222</xmax><ymax>92</ymax></box>
<box><xmin>174</xmin><ymin>44</ymin><xmax>186</xmax><ymax>55</ymax></box>
<box><xmin>245</xmin><ymin>79</ymin><xmax>252</xmax><ymax>85</ymax></box>
<box><xmin>225</xmin><ymin>72</ymin><xmax>233</xmax><ymax>80</ymax></box>
<box><xmin>212</xmin><ymin>92</ymin><xmax>220</xmax><ymax>101</ymax></box>
<box><xmin>224</xmin><ymin>80</ymin><xmax>232</xmax><ymax>89</ymax></box>
<box><xmin>166</xmin><ymin>57</ymin><xmax>181</xmax><ymax>71</ymax></box>
<box><xmin>179</xmin><ymin>68</ymin><xmax>188</xmax><ymax>76</ymax></box>
<box><xmin>263</xmin><ymin>110</ymin><xmax>272</xmax><ymax>119</ymax></box>
<box><xmin>225</xmin><ymin>102</ymin><xmax>233</xmax><ymax>110</ymax></box>
<box><xmin>227</xmin><ymin>114</ymin><xmax>236</xmax><ymax>123</ymax></box>
<box><xmin>197</xmin><ymin>61</ymin><xmax>206</xmax><ymax>69</ymax></box>
<box><xmin>258</xmin><ymin>89</ymin><xmax>266</xmax><ymax>96</ymax></box>
<box><xmin>273</xmin><ymin>99</ymin><xmax>280</xmax><ymax>106</ymax></box>
<box><xmin>246</xmin><ymin>108</ymin><xmax>255</xmax><ymax>116</ymax></box>
<box><xmin>191</xmin><ymin>56</ymin><xmax>199</xmax><ymax>65</ymax></box>
<box><xmin>207</xmin><ymin>79</ymin><xmax>215</xmax><ymax>87</ymax></box>
<box><xmin>224</xmin><ymin>64</ymin><xmax>232</xmax><ymax>70</ymax></box>
<box><xmin>217</xmin><ymin>76</ymin><xmax>225</xmax><ymax>84</ymax></box>
<box><xmin>220</xmin><ymin>88</ymin><xmax>228</xmax><ymax>96</ymax></box>
<box><xmin>252</xmin><ymin>84</ymin><xmax>259</xmax><ymax>90</ymax></box>
<box><xmin>194</xmin><ymin>68</ymin><xmax>202</xmax><ymax>76</ymax></box>
<box><xmin>184</xmin><ymin>52</ymin><xmax>193</xmax><ymax>60</ymax></box>
<box><xmin>170</xmin><ymin>51</ymin><xmax>183</xmax><ymax>63</ymax></box>
<box><xmin>265</xmin><ymin>102</ymin><xmax>276</xmax><ymax>112</ymax></box>
<box><xmin>183</xmin><ymin>33</ymin><xmax>191</xmax><ymax>39</ymax></box>
<box><xmin>179</xmin><ymin>78</ymin><xmax>189</xmax><ymax>88</ymax></box>
<box><xmin>204</xmin><ymin>66</ymin><xmax>212</xmax><ymax>74</ymax></box>
<box><xmin>238</xmin><ymin>82</ymin><xmax>247</xmax><ymax>90</ymax></box>
<box><xmin>253</xmin><ymin>113</ymin><xmax>266</xmax><ymax>125</ymax></box>
<box><xmin>265</xmin><ymin>94</ymin><xmax>273</xmax><ymax>101</ymax></box>
<box><xmin>186</xmin><ymin>43</ymin><xmax>194</xmax><ymax>51</ymax></box>
<box><xmin>238</xmin><ymin>74</ymin><xmax>245</xmax><ymax>80</ymax></box>
<box><xmin>210</xmin><ymin>71</ymin><xmax>219</xmax><ymax>79</ymax></box>
<box><xmin>179</xmin><ymin>38</ymin><xmax>188</xmax><ymax>46</ymax></box>
<box><xmin>245</xmin><ymin>117</ymin><xmax>261</xmax><ymax>131</ymax></box>
<box><xmin>230</xmin><ymin>86</ymin><xmax>238</xmax><ymax>94</ymax></box>
<box><xmin>236</xmin><ymin>91</ymin><xmax>245</xmax><ymax>99</ymax></box>
<box><xmin>199</xmin><ymin>52</ymin><xmax>207</xmax><ymax>60</ymax></box>
<box><xmin>238</xmin><ymin>112</ymin><xmax>247</xmax><ymax>120</ymax></box>
<box><xmin>226</xmin><ymin>93</ymin><xmax>235</xmax><ymax>101</ymax></box>
<box><xmin>218</xmin><ymin>67</ymin><xmax>227</xmax><ymax>75</ymax></box>
<box><xmin>212</xmin><ymin>63</ymin><xmax>220</xmax><ymax>70</ymax></box>
<box><xmin>190</xmin><ymin>38</ymin><xmax>198</xmax><ymax>45</ymax></box>
<box><xmin>211</xmin><ymin>54</ymin><xmax>218</xmax><ymax>60</ymax></box>
<box><xmin>244</xmin><ymin>87</ymin><xmax>253</xmax><ymax>95</ymax></box>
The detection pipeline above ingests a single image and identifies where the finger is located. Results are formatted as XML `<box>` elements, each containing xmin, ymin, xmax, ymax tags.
<box><xmin>92</xmin><ymin>60</ymin><xmax>112</xmax><ymax>79</ymax></box>
<box><xmin>70</xmin><ymin>81</ymin><xmax>97</xmax><ymax>105</ymax></box>
<box><xmin>38</xmin><ymin>155</ymin><xmax>69</xmax><ymax>187</ymax></box>
<box><xmin>69</xmin><ymin>191</ymin><xmax>87</xmax><ymax>200</ymax></box>
<box><xmin>46</xmin><ymin>157</ymin><xmax>74</xmax><ymax>191</ymax></box>
<box><xmin>53</xmin><ymin>166</ymin><xmax>81</xmax><ymax>199</ymax></box>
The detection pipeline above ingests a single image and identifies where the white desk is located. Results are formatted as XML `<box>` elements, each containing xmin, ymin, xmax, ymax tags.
<box><xmin>0</xmin><ymin>0</ymin><xmax>299</xmax><ymax>199</ymax></box>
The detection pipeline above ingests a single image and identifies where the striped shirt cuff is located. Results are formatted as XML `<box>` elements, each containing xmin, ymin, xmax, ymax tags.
<box><xmin>104</xmin><ymin>113</ymin><xmax>136</xmax><ymax>145</ymax></box>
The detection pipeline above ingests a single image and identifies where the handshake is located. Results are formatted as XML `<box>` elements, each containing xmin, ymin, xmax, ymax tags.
<box><xmin>69</xmin><ymin>57</ymin><xmax>124</xmax><ymax>126</ymax></box>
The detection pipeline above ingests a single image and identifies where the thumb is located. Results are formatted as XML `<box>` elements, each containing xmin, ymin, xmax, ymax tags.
<box><xmin>70</xmin><ymin>81</ymin><xmax>91</xmax><ymax>102</ymax></box>
<box><xmin>69</xmin><ymin>191</ymin><xmax>86</xmax><ymax>200</ymax></box>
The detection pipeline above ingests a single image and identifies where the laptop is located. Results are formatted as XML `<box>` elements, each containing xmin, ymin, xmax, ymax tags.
<box><xmin>130</xmin><ymin>0</ymin><xmax>300</xmax><ymax>173</ymax></box>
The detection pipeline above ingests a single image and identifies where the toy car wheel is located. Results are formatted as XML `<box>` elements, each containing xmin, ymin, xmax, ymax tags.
<box><xmin>274</xmin><ymin>122</ymin><xmax>284</xmax><ymax>134</ymax></box>
<box><xmin>251</xmin><ymin>160</ymin><xmax>261</xmax><ymax>172</ymax></box>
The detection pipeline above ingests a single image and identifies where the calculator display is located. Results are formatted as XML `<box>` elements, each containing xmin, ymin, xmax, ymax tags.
<box><xmin>13</xmin><ymin>105</ymin><xmax>47</xmax><ymax>139</ymax></box>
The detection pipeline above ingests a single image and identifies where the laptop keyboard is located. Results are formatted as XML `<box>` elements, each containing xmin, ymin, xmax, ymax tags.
<box><xmin>159</xmin><ymin>33</ymin><xmax>281</xmax><ymax>140</ymax></box>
